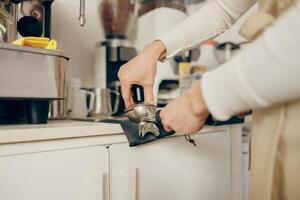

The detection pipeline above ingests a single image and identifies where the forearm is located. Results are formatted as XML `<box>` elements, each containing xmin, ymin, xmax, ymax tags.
<box><xmin>158</xmin><ymin>0</ymin><xmax>256</xmax><ymax>58</ymax></box>
<box><xmin>201</xmin><ymin>1</ymin><xmax>300</xmax><ymax>120</ymax></box>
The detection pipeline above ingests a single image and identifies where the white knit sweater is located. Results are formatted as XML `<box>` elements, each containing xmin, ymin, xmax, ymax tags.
<box><xmin>159</xmin><ymin>0</ymin><xmax>300</xmax><ymax>120</ymax></box>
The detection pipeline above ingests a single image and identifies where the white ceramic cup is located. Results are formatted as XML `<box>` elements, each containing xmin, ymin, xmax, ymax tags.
<box><xmin>69</xmin><ymin>89</ymin><xmax>95</xmax><ymax>118</ymax></box>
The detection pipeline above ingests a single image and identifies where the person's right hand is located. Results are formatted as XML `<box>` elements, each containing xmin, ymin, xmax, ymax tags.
<box><xmin>118</xmin><ymin>40</ymin><xmax>166</xmax><ymax>108</ymax></box>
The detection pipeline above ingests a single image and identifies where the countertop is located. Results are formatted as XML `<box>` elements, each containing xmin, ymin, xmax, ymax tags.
<box><xmin>0</xmin><ymin>120</ymin><xmax>234</xmax><ymax>145</ymax></box>
<box><xmin>0</xmin><ymin>120</ymin><xmax>123</xmax><ymax>144</ymax></box>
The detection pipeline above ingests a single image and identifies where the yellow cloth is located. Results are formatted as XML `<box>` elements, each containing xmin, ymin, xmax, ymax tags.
<box><xmin>12</xmin><ymin>37</ymin><xmax>57</xmax><ymax>50</ymax></box>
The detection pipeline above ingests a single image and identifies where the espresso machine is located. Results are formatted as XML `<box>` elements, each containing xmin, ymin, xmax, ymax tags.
<box><xmin>93</xmin><ymin>0</ymin><xmax>137</xmax><ymax>116</ymax></box>
<box><xmin>0</xmin><ymin>1</ymin><xmax>15</xmax><ymax>42</ymax></box>
<box><xmin>15</xmin><ymin>0</ymin><xmax>54</xmax><ymax>38</ymax></box>
<box><xmin>0</xmin><ymin>0</ymin><xmax>54</xmax><ymax>40</ymax></box>
<box><xmin>0</xmin><ymin>0</ymin><xmax>69</xmax><ymax>124</ymax></box>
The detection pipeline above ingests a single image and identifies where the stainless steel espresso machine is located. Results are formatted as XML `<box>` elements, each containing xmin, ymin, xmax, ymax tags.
<box><xmin>93</xmin><ymin>0</ymin><xmax>137</xmax><ymax>116</ymax></box>
<box><xmin>0</xmin><ymin>0</ymin><xmax>69</xmax><ymax>124</ymax></box>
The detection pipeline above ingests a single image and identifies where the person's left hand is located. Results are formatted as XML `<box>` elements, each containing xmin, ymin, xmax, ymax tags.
<box><xmin>160</xmin><ymin>80</ymin><xmax>209</xmax><ymax>135</ymax></box>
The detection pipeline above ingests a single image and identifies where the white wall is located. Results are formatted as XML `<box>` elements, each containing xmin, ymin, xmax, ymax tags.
<box><xmin>52</xmin><ymin>0</ymin><xmax>104</xmax><ymax>86</ymax></box>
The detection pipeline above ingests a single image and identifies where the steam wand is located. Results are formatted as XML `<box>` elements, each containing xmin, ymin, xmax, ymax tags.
<box><xmin>79</xmin><ymin>0</ymin><xmax>86</xmax><ymax>26</ymax></box>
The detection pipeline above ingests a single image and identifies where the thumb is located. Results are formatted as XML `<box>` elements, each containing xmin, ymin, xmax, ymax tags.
<box><xmin>143</xmin><ymin>85</ymin><xmax>154</xmax><ymax>104</ymax></box>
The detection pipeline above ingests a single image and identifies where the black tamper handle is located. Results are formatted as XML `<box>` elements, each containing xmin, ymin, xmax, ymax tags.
<box><xmin>155</xmin><ymin>110</ymin><xmax>176</xmax><ymax>136</ymax></box>
<box><xmin>131</xmin><ymin>84</ymin><xmax>145</xmax><ymax>104</ymax></box>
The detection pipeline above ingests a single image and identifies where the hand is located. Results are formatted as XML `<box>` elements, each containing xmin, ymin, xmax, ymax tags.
<box><xmin>118</xmin><ymin>40</ymin><xmax>166</xmax><ymax>108</ymax></box>
<box><xmin>160</xmin><ymin>81</ymin><xmax>209</xmax><ymax>134</ymax></box>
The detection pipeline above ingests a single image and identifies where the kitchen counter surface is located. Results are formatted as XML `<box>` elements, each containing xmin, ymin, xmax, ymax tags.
<box><xmin>0</xmin><ymin>120</ymin><xmax>123</xmax><ymax>144</ymax></box>
<box><xmin>0</xmin><ymin>120</ymin><xmax>234</xmax><ymax>145</ymax></box>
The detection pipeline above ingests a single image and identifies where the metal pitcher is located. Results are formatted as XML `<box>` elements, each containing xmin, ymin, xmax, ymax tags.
<box><xmin>87</xmin><ymin>88</ymin><xmax>120</xmax><ymax>118</ymax></box>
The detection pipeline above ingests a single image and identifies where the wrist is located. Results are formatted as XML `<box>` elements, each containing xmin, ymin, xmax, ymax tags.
<box><xmin>187</xmin><ymin>81</ymin><xmax>209</xmax><ymax>116</ymax></box>
<box><xmin>145</xmin><ymin>40</ymin><xmax>166</xmax><ymax>61</ymax></box>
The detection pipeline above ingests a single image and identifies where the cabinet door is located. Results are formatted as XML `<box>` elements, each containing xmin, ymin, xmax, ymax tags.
<box><xmin>0</xmin><ymin>145</ymin><xmax>109</xmax><ymax>200</ymax></box>
<box><xmin>110</xmin><ymin>131</ymin><xmax>232</xmax><ymax>200</ymax></box>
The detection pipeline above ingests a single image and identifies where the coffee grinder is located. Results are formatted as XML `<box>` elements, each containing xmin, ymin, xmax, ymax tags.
<box><xmin>93</xmin><ymin>0</ymin><xmax>137</xmax><ymax>116</ymax></box>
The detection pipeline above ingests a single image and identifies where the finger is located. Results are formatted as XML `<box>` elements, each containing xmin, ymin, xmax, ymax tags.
<box><xmin>121</xmin><ymin>83</ymin><xmax>133</xmax><ymax>108</ymax></box>
<box><xmin>160</xmin><ymin>109</ymin><xmax>173</xmax><ymax>132</ymax></box>
<box><xmin>143</xmin><ymin>84</ymin><xmax>154</xmax><ymax>104</ymax></box>
<box><xmin>164</xmin><ymin>124</ymin><xmax>173</xmax><ymax>132</ymax></box>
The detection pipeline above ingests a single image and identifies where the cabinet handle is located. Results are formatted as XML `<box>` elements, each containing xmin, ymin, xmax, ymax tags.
<box><xmin>122</xmin><ymin>168</ymin><xmax>137</xmax><ymax>200</ymax></box>
<box><xmin>101</xmin><ymin>173</ymin><xmax>108</xmax><ymax>200</ymax></box>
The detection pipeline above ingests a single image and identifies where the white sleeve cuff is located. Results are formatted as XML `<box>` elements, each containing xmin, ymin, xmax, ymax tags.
<box><xmin>201</xmin><ymin>68</ymin><xmax>240</xmax><ymax>121</ymax></box>
<box><xmin>157</xmin><ymin>35</ymin><xmax>187</xmax><ymax>59</ymax></box>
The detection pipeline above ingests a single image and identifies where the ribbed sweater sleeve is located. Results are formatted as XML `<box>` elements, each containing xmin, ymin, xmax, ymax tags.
<box><xmin>201</xmin><ymin>1</ymin><xmax>300</xmax><ymax>120</ymax></box>
<box><xmin>158</xmin><ymin>0</ymin><xmax>256</xmax><ymax>58</ymax></box>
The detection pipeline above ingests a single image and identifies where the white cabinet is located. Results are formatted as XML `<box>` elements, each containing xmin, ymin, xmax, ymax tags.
<box><xmin>110</xmin><ymin>130</ymin><xmax>235</xmax><ymax>200</ymax></box>
<box><xmin>0</xmin><ymin>125</ymin><xmax>242</xmax><ymax>200</ymax></box>
<box><xmin>0</xmin><ymin>145</ymin><xmax>109</xmax><ymax>200</ymax></box>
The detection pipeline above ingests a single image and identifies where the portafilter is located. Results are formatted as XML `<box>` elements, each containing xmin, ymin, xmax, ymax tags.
<box><xmin>125</xmin><ymin>84</ymin><xmax>175</xmax><ymax>138</ymax></box>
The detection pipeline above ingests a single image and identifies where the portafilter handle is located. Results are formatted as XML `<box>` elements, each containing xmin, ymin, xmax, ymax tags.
<box><xmin>131</xmin><ymin>84</ymin><xmax>145</xmax><ymax>104</ymax></box>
